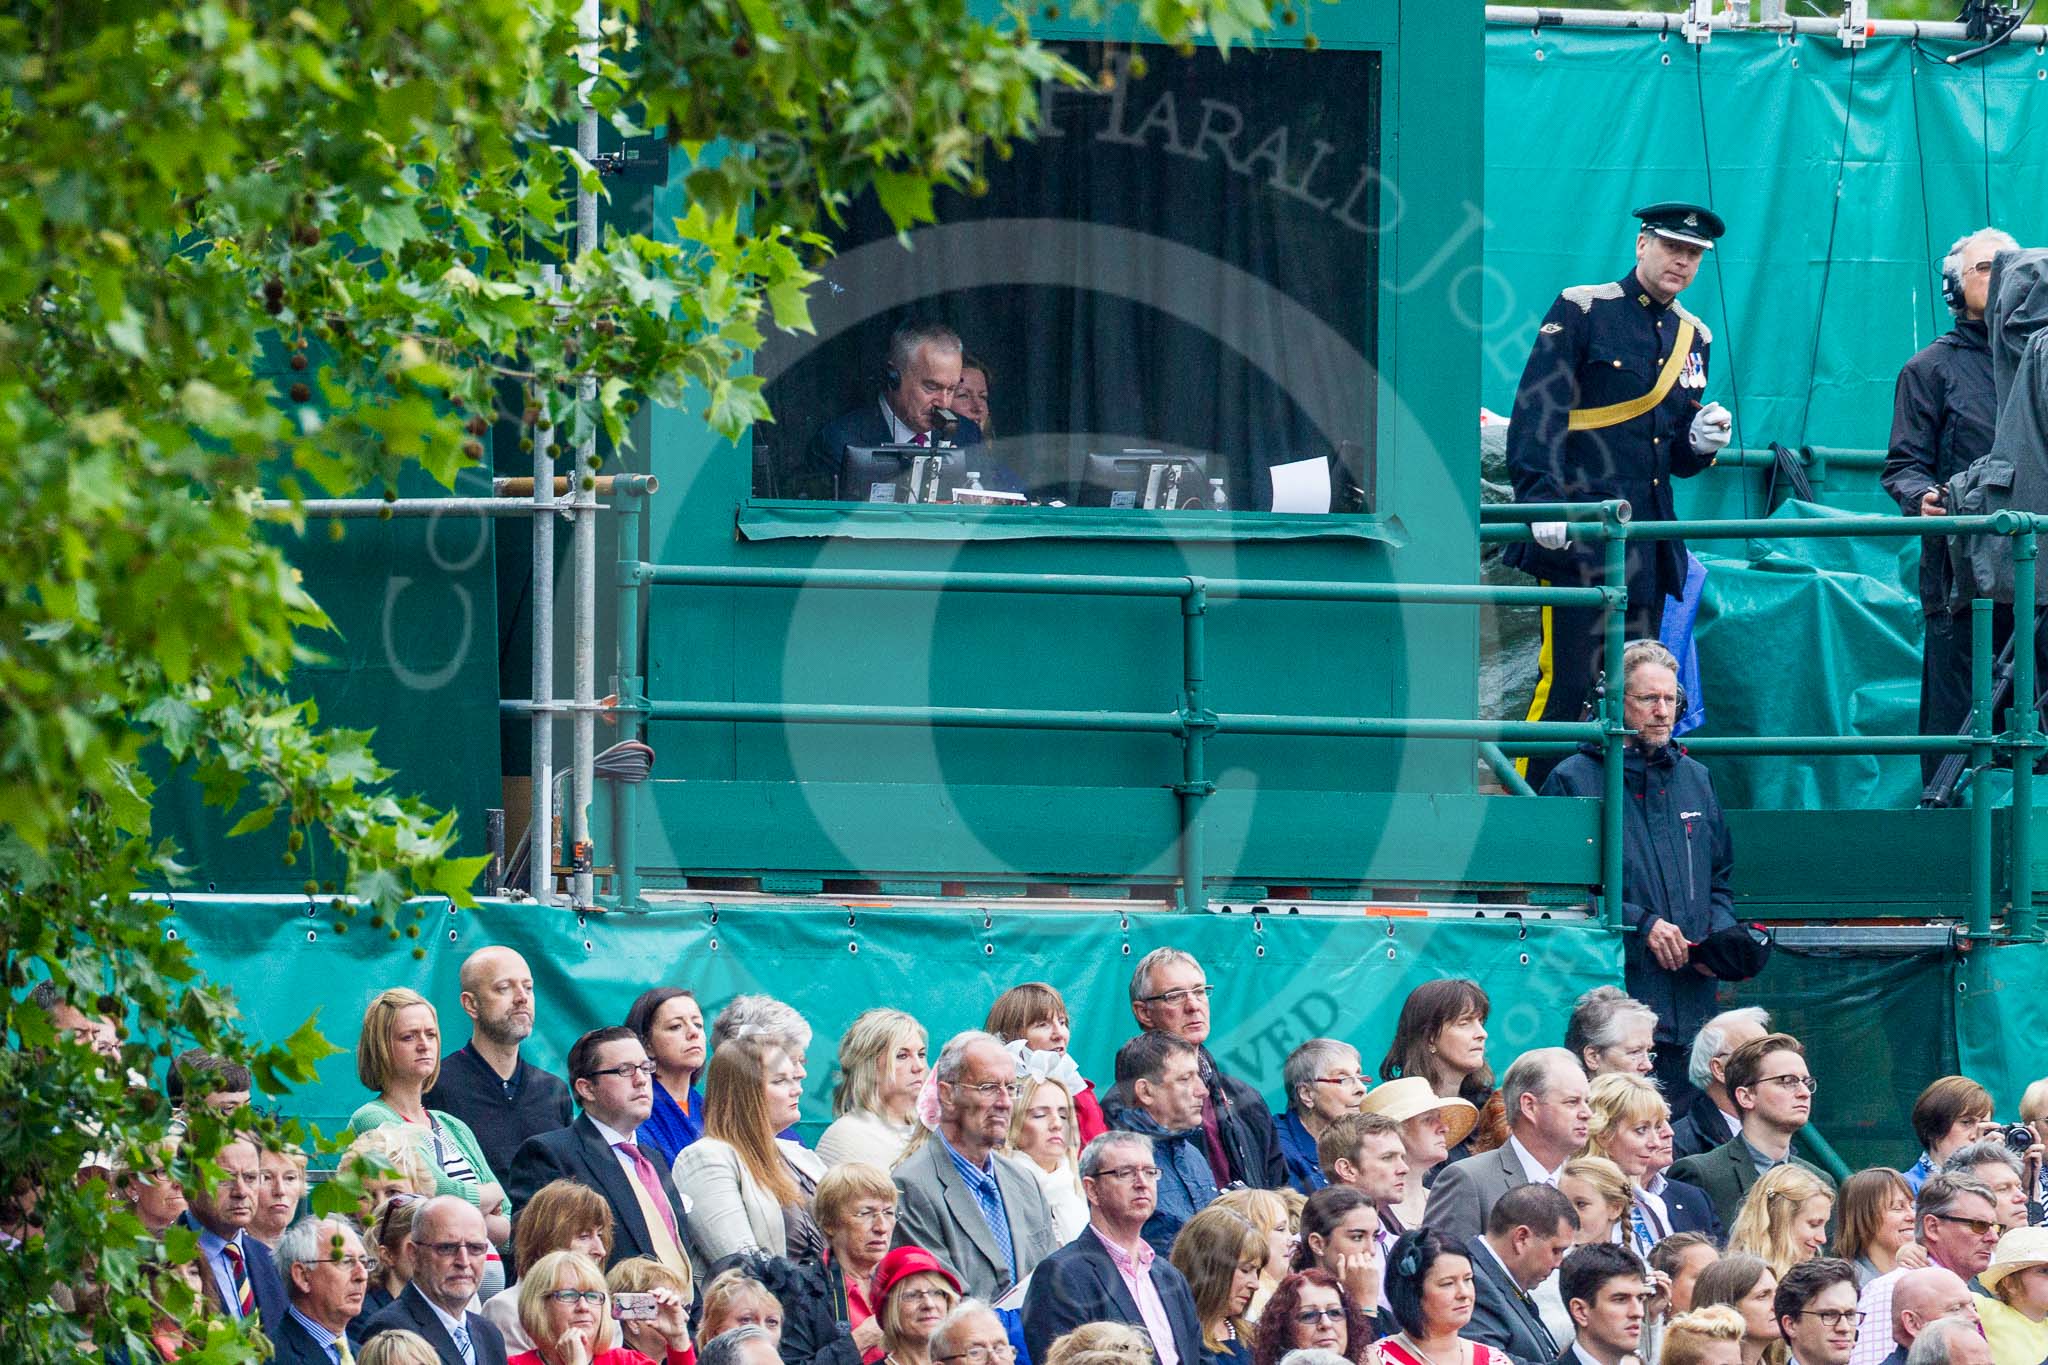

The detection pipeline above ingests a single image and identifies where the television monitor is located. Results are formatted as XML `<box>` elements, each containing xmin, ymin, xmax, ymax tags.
<box><xmin>837</xmin><ymin>445</ymin><xmax>966</xmax><ymax>503</ymax></box>
<box><xmin>1079</xmin><ymin>451</ymin><xmax>1213</xmax><ymax>509</ymax></box>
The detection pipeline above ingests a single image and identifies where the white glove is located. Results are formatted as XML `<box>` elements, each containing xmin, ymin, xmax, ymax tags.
<box><xmin>1689</xmin><ymin>401</ymin><xmax>1733</xmax><ymax>455</ymax></box>
<box><xmin>1532</xmin><ymin>521</ymin><xmax>1570</xmax><ymax>551</ymax></box>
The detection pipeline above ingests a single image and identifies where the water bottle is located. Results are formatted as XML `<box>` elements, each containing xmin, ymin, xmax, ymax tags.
<box><xmin>1208</xmin><ymin>477</ymin><xmax>1229</xmax><ymax>512</ymax></box>
<box><xmin>967</xmin><ymin>469</ymin><xmax>984</xmax><ymax>492</ymax></box>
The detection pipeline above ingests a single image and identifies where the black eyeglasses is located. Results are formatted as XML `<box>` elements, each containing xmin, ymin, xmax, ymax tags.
<box><xmin>1792</xmin><ymin>1309</ymin><xmax>1866</xmax><ymax>1329</ymax></box>
<box><xmin>585</xmin><ymin>1062</ymin><xmax>658</xmax><ymax>1080</ymax></box>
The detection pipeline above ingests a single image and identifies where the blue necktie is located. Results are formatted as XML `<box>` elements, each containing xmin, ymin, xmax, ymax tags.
<box><xmin>1631</xmin><ymin>1200</ymin><xmax>1656</xmax><ymax>1255</ymax></box>
<box><xmin>450</xmin><ymin>1320</ymin><xmax>476</xmax><ymax>1365</ymax></box>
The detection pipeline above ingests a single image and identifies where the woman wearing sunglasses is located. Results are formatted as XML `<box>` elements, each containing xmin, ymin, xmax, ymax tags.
<box><xmin>1252</xmin><ymin>1269</ymin><xmax>1372</xmax><ymax>1365</ymax></box>
<box><xmin>510</xmin><ymin>1250</ymin><xmax>693</xmax><ymax>1365</ymax></box>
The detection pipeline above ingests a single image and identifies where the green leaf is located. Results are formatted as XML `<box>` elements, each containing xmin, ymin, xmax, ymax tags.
<box><xmin>224</xmin><ymin>804</ymin><xmax>278</xmax><ymax>839</ymax></box>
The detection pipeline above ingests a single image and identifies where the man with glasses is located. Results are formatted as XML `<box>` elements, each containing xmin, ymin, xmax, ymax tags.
<box><xmin>507</xmin><ymin>1026</ymin><xmax>695</xmax><ymax>1274</ymax></box>
<box><xmin>1776</xmin><ymin>1259</ymin><xmax>1866</xmax><ymax>1365</ymax></box>
<box><xmin>797</xmin><ymin>321</ymin><xmax>988</xmax><ymax>501</ymax></box>
<box><xmin>272</xmin><ymin>1215</ymin><xmax>370</xmax><ymax>1365</ymax></box>
<box><xmin>1851</xmin><ymin>1175</ymin><xmax>2000</xmax><ymax>1365</ymax></box>
<box><xmin>1277</xmin><ymin>1038</ymin><xmax>1369</xmax><ymax>1194</ymax></box>
<box><xmin>894</xmin><ymin>1030</ymin><xmax>1058</xmax><ymax>1303</ymax></box>
<box><xmin>1542</xmin><ymin>639</ymin><xmax>1745</xmax><ymax>1107</ymax></box>
<box><xmin>1022</xmin><ymin>1132</ymin><xmax>1203</xmax><ymax>1365</ymax></box>
<box><xmin>1883</xmin><ymin>227</ymin><xmax>2019</xmax><ymax>781</ymax></box>
<box><xmin>1670</xmin><ymin>1033</ymin><xmax>1834</xmax><ymax>1231</ymax></box>
<box><xmin>1558</xmin><ymin>1242</ymin><xmax>1654</xmax><ymax>1365</ymax></box>
<box><xmin>360</xmin><ymin>1195</ymin><xmax>510</xmax><ymax>1365</ymax></box>
<box><xmin>932</xmin><ymin>1300</ymin><xmax>1017</xmax><ymax>1365</ymax></box>
<box><xmin>1126</xmin><ymin>948</ymin><xmax>1288</xmax><ymax>1191</ymax></box>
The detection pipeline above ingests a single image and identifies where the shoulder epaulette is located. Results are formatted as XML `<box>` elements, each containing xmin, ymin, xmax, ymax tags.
<box><xmin>1560</xmin><ymin>282</ymin><xmax>1626</xmax><ymax>313</ymax></box>
<box><xmin>1670</xmin><ymin>299</ymin><xmax>1714</xmax><ymax>345</ymax></box>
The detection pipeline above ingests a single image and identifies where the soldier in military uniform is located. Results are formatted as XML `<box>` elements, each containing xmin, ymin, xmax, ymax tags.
<box><xmin>1505</xmin><ymin>203</ymin><xmax>1734</xmax><ymax>785</ymax></box>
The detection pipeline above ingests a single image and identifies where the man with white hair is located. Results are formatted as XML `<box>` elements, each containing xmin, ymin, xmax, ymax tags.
<box><xmin>799</xmin><ymin>321</ymin><xmax>990</xmax><ymax>500</ymax></box>
<box><xmin>1670</xmin><ymin>1007</ymin><xmax>1771</xmax><ymax>1160</ymax></box>
<box><xmin>1884</xmin><ymin>224</ymin><xmax>2019</xmax><ymax>780</ymax></box>
<box><xmin>270</xmin><ymin>1215</ymin><xmax>370</xmax><ymax>1365</ymax></box>
<box><xmin>893</xmin><ymin>1030</ymin><xmax>1059</xmax><ymax>1301</ymax></box>
<box><xmin>1904</xmin><ymin>1316</ymin><xmax>1994</xmax><ymax>1365</ymax></box>
<box><xmin>931</xmin><ymin>1299</ymin><xmax>1016</xmax><ymax>1365</ymax></box>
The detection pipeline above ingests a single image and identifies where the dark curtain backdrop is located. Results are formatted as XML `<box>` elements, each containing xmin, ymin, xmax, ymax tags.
<box><xmin>756</xmin><ymin>43</ymin><xmax>1382</xmax><ymax>508</ymax></box>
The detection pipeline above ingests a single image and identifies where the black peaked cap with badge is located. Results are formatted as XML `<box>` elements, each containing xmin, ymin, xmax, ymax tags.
<box><xmin>1634</xmin><ymin>201</ymin><xmax>1726</xmax><ymax>249</ymax></box>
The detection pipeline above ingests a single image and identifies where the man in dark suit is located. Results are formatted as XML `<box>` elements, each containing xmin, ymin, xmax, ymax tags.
<box><xmin>1425</xmin><ymin>1049</ymin><xmax>1591</xmax><ymax>1245</ymax></box>
<box><xmin>271</xmin><ymin>1215</ymin><xmax>369</xmax><ymax>1365</ymax></box>
<box><xmin>1557</xmin><ymin>1243</ymin><xmax>1651</xmax><ymax>1365</ymax></box>
<box><xmin>182</xmin><ymin>1137</ymin><xmax>287</xmax><ymax>1332</ymax></box>
<box><xmin>359</xmin><ymin>1196</ymin><xmax>510</xmax><ymax>1365</ymax></box>
<box><xmin>1022</xmin><ymin>1132</ymin><xmax>1203</xmax><ymax>1365</ymax></box>
<box><xmin>1465</xmin><ymin>1185</ymin><xmax>1579</xmax><ymax>1365</ymax></box>
<box><xmin>508</xmin><ymin>1026</ymin><xmax>695</xmax><ymax>1276</ymax></box>
<box><xmin>1669</xmin><ymin>1008</ymin><xmax>1771</xmax><ymax>1161</ymax></box>
<box><xmin>797</xmin><ymin>321</ymin><xmax>988</xmax><ymax>500</ymax></box>
<box><xmin>1668</xmin><ymin>1033</ymin><xmax>1834</xmax><ymax>1232</ymax></box>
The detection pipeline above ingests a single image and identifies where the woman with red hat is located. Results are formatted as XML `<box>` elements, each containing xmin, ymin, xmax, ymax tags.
<box><xmin>872</xmin><ymin>1247</ymin><xmax>965</xmax><ymax>1365</ymax></box>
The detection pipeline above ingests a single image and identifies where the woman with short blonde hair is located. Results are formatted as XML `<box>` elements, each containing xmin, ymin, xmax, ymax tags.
<box><xmin>606</xmin><ymin>1257</ymin><xmax>698</xmax><ymax>1365</ymax></box>
<box><xmin>1045</xmin><ymin>1321</ymin><xmax>1155</xmax><ymax>1365</ymax></box>
<box><xmin>511</xmin><ymin>1249</ymin><xmax>694</xmax><ymax>1365</ymax></box>
<box><xmin>816</xmin><ymin>1009</ymin><xmax>928</xmax><ymax>1171</ymax></box>
<box><xmin>1662</xmin><ymin>1305</ymin><xmax>1748</xmax><ymax>1365</ymax></box>
<box><xmin>360</xmin><ymin>1330</ymin><xmax>443</xmax><ymax>1365</ymax></box>
<box><xmin>349</xmin><ymin>986</ymin><xmax>509</xmax><ymax>1280</ymax></box>
<box><xmin>695</xmin><ymin>1269</ymin><xmax>786</xmax><ymax>1350</ymax></box>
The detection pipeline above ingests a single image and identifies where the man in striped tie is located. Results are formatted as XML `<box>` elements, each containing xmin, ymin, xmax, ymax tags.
<box><xmin>181</xmin><ymin>1136</ymin><xmax>286</xmax><ymax>1331</ymax></box>
<box><xmin>358</xmin><ymin>1196</ymin><xmax>509</xmax><ymax>1365</ymax></box>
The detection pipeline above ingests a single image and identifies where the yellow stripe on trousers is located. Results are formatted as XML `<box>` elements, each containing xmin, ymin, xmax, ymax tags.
<box><xmin>1517</xmin><ymin>580</ymin><xmax>1556</xmax><ymax>778</ymax></box>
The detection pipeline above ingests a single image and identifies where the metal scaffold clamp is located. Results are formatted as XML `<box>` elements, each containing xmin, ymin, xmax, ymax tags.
<box><xmin>1839</xmin><ymin>0</ymin><xmax>1871</xmax><ymax>48</ymax></box>
<box><xmin>1682</xmin><ymin>0</ymin><xmax>1715</xmax><ymax>45</ymax></box>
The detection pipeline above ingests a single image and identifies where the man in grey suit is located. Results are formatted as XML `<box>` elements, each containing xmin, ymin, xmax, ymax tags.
<box><xmin>894</xmin><ymin>1030</ymin><xmax>1059</xmax><ymax>1302</ymax></box>
<box><xmin>1423</xmin><ymin>1048</ymin><xmax>1590</xmax><ymax>1245</ymax></box>
<box><xmin>1464</xmin><ymin>1184</ymin><xmax>1580</xmax><ymax>1365</ymax></box>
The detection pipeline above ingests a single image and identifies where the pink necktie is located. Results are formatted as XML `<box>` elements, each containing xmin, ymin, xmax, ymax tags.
<box><xmin>911</xmin><ymin>431</ymin><xmax>929</xmax><ymax>447</ymax></box>
<box><xmin>615</xmin><ymin>1142</ymin><xmax>681</xmax><ymax>1240</ymax></box>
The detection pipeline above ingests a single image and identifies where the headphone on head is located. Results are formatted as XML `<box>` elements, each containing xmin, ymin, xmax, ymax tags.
<box><xmin>1584</xmin><ymin>640</ymin><xmax>1689</xmax><ymax>722</ymax></box>
<box><xmin>1941</xmin><ymin>234</ymin><xmax>1970</xmax><ymax>315</ymax></box>
<box><xmin>882</xmin><ymin>360</ymin><xmax>901</xmax><ymax>391</ymax></box>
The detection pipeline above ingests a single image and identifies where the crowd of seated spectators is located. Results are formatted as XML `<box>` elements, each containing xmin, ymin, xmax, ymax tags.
<box><xmin>29</xmin><ymin>949</ymin><xmax>2048</xmax><ymax>1365</ymax></box>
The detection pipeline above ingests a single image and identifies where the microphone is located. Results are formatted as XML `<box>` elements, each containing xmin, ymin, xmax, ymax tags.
<box><xmin>929</xmin><ymin>405</ymin><xmax>963</xmax><ymax>447</ymax></box>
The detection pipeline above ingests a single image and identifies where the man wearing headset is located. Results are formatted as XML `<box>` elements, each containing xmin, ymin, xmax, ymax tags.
<box><xmin>799</xmin><ymin>320</ymin><xmax>987</xmax><ymax>499</ymax></box>
<box><xmin>1504</xmin><ymin>203</ymin><xmax>1734</xmax><ymax>787</ymax></box>
<box><xmin>1540</xmin><ymin>639</ymin><xmax>1738</xmax><ymax>1105</ymax></box>
<box><xmin>1882</xmin><ymin>227</ymin><xmax>2019</xmax><ymax>781</ymax></box>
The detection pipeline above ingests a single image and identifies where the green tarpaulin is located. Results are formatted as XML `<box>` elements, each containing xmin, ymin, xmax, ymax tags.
<box><xmin>160</xmin><ymin>896</ymin><xmax>1620</xmax><ymax>1148</ymax></box>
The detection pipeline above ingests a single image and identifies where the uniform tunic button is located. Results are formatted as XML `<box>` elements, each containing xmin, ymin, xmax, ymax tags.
<box><xmin>1613</xmin><ymin>360</ymin><xmax>1623</xmax><ymax>368</ymax></box>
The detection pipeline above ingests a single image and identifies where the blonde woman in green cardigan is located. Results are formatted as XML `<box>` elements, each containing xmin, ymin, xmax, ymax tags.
<box><xmin>352</xmin><ymin>987</ymin><xmax>513</xmax><ymax>1292</ymax></box>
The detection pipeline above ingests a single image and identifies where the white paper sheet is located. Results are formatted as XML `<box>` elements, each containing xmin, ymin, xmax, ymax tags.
<box><xmin>1269</xmin><ymin>455</ymin><xmax>1332</xmax><ymax>514</ymax></box>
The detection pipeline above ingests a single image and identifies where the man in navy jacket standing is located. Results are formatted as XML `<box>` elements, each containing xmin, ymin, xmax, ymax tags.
<box><xmin>1542</xmin><ymin>638</ymin><xmax>1736</xmax><ymax>1108</ymax></box>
